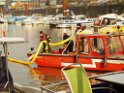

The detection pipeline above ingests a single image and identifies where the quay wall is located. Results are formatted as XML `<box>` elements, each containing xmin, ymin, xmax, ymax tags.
<box><xmin>11</xmin><ymin>3</ymin><xmax>124</xmax><ymax>17</ymax></box>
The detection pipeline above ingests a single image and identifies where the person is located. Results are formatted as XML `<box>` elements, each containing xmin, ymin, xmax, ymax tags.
<box><xmin>75</xmin><ymin>23</ymin><xmax>86</xmax><ymax>34</ymax></box>
<box><xmin>93</xmin><ymin>18</ymin><xmax>102</xmax><ymax>33</ymax></box>
<box><xmin>106</xmin><ymin>32</ymin><xmax>115</xmax><ymax>54</ymax></box>
<box><xmin>39</xmin><ymin>31</ymin><xmax>47</xmax><ymax>53</ymax></box>
<box><xmin>107</xmin><ymin>39</ymin><xmax>115</xmax><ymax>54</ymax></box>
<box><xmin>40</xmin><ymin>31</ymin><xmax>46</xmax><ymax>41</ymax></box>
<box><xmin>102</xmin><ymin>18</ymin><xmax>110</xmax><ymax>26</ymax></box>
<box><xmin>30</xmin><ymin>47</ymin><xmax>34</xmax><ymax>54</ymax></box>
<box><xmin>39</xmin><ymin>31</ymin><xmax>51</xmax><ymax>53</ymax></box>
<box><xmin>46</xmin><ymin>34</ymin><xmax>52</xmax><ymax>53</ymax></box>
<box><xmin>63</xmin><ymin>33</ymin><xmax>74</xmax><ymax>54</ymax></box>
<box><xmin>98</xmin><ymin>47</ymin><xmax>105</xmax><ymax>55</ymax></box>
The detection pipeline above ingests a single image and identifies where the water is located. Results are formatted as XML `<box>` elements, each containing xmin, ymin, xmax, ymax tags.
<box><xmin>0</xmin><ymin>23</ymin><xmax>76</xmax><ymax>88</ymax></box>
<box><xmin>0</xmin><ymin>23</ymin><xmax>102</xmax><ymax>92</ymax></box>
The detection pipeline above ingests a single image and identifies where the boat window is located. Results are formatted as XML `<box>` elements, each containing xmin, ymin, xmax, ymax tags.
<box><xmin>110</xmin><ymin>19</ymin><xmax>116</xmax><ymax>25</ymax></box>
<box><xmin>102</xmin><ymin>18</ymin><xmax>117</xmax><ymax>25</ymax></box>
<box><xmin>102</xmin><ymin>18</ymin><xmax>110</xmax><ymax>25</ymax></box>
<box><xmin>108</xmin><ymin>36</ymin><xmax>123</xmax><ymax>54</ymax></box>
<box><xmin>80</xmin><ymin>17</ymin><xmax>85</xmax><ymax>20</ymax></box>
<box><xmin>121</xmin><ymin>36</ymin><xmax>124</xmax><ymax>44</ymax></box>
<box><xmin>78</xmin><ymin>38</ymin><xmax>89</xmax><ymax>54</ymax></box>
<box><xmin>91</xmin><ymin>38</ymin><xmax>105</xmax><ymax>55</ymax></box>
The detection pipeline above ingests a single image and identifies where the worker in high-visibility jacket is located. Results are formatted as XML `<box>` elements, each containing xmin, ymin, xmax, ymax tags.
<box><xmin>40</xmin><ymin>31</ymin><xmax>51</xmax><ymax>53</ymax></box>
<box><xmin>63</xmin><ymin>33</ymin><xmax>74</xmax><ymax>54</ymax></box>
<box><xmin>106</xmin><ymin>37</ymin><xmax>115</xmax><ymax>54</ymax></box>
<box><xmin>46</xmin><ymin>34</ymin><xmax>52</xmax><ymax>53</ymax></box>
<box><xmin>40</xmin><ymin>31</ymin><xmax>46</xmax><ymax>41</ymax></box>
<box><xmin>75</xmin><ymin>23</ymin><xmax>86</xmax><ymax>34</ymax></box>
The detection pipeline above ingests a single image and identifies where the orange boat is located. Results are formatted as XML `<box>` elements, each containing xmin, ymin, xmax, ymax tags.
<box><xmin>28</xmin><ymin>34</ymin><xmax>124</xmax><ymax>71</ymax></box>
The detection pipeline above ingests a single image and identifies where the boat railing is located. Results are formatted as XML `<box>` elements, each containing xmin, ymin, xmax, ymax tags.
<box><xmin>38</xmin><ymin>52</ymin><xmax>76</xmax><ymax>57</ymax></box>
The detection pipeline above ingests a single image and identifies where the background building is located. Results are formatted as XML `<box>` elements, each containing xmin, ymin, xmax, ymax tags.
<box><xmin>3</xmin><ymin>0</ymin><xmax>124</xmax><ymax>9</ymax></box>
<box><xmin>1</xmin><ymin>0</ymin><xmax>124</xmax><ymax>16</ymax></box>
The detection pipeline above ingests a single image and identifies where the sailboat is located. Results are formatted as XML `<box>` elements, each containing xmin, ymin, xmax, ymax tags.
<box><xmin>49</xmin><ymin>0</ymin><xmax>94</xmax><ymax>28</ymax></box>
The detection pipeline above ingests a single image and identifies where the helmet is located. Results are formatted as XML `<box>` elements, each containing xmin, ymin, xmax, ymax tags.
<box><xmin>77</xmin><ymin>23</ymin><xmax>82</xmax><ymax>27</ymax></box>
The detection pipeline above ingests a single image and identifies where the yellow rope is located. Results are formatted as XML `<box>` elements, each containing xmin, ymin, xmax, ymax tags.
<box><xmin>49</xmin><ymin>35</ymin><xmax>74</xmax><ymax>46</ymax></box>
<box><xmin>8</xmin><ymin>35</ymin><xmax>74</xmax><ymax>65</ymax></box>
<box><xmin>8</xmin><ymin>42</ymin><xmax>43</xmax><ymax>65</ymax></box>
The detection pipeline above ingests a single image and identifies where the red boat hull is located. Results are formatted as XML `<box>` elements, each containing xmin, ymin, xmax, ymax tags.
<box><xmin>29</xmin><ymin>34</ymin><xmax>124</xmax><ymax>71</ymax></box>
<box><xmin>28</xmin><ymin>54</ymin><xmax>124</xmax><ymax>71</ymax></box>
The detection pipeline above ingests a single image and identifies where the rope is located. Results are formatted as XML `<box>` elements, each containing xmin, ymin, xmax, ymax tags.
<box><xmin>49</xmin><ymin>35</ymin><xmax>74</xmax><ymax>46</ymax></box>
<box><xmin>8</xmin><ymin>35</ymin><xmax>75</xmax><ymax>65</ymax></box>
<box><xmin>8</xmin><ymin>42</ymin><xmax>43</xmax><ymax>65</ymax></box>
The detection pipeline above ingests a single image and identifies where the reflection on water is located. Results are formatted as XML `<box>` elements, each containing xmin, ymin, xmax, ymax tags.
<box><xmin>34</xmin><ymin>67</ymin><xmax>63</xmax><ymax>84</ymax></box>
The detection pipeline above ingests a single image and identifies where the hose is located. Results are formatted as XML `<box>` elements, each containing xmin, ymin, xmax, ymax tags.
<box><xmin>49</xmin><ymin>35</ymin><xmax>74</xmax><ymax>46</ymax></box>
<box><xmin>8</xmin><ymin>42</ymin><xmax>43</xmax><ymax>65</ymax></box>
<box><xmin>8</xmin><ymin>35</ymin><xmax>75</xmax><ymax>65</ymax></box>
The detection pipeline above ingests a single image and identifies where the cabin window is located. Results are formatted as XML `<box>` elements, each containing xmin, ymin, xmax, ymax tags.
<box><xmin>78</xmin><ymin>38</ymin><xmax>89</xmax><ymax>54</ymax></box>
<box><xmin>120</xmin><ymin>36</ymin><xmax>124</xmax><ymax>44</ymax></box>
<box><xmin>102</xmin><ymin>19</ymin><xmax>110</xmax><ymax>25</ymax></box>
<box><xmin>91</xmin><ymin>38</ymin><xmax>105</xmax><ymax>55</ymax></box>
<box><xmin>110</xmin><ymin>19</ymin><xmax>116</xmax><ymax>25</ymax></box>
<box><xmin>108</xmin><ymin>36</ymin><xmax>123</xmax><ymax>54</ymax></box>
<box><xmin>102</xmin><ymin>18</ymin><xmax>116</xmax><ymax>25</ymax></box>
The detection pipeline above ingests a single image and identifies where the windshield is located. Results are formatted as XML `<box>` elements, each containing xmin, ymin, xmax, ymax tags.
<box><xmin>107</xmin><ymin>36</ymin><xmax>123</xmax><ymax>55</ymax></box>
<box><xmin>91</xmin><ymin>38</ymin><xmax>105</xmax><ymax>55</ymax></box>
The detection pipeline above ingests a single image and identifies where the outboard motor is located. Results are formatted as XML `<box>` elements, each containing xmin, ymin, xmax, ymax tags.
<box><xmin>0</xmin><ymin>56</ymin><xmax>14</xmax><ymax>93</ymax></box>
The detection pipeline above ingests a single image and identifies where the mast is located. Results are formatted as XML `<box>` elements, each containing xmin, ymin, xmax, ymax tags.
<box><xmin>24</xmin><ymin>3</ymin><xmax>29</xmax><ymax>16</ymax></box>
<box><xmin>62</xmin><ymin>0</ymin><xmax>66</xmax><ymax>17</ymax></box>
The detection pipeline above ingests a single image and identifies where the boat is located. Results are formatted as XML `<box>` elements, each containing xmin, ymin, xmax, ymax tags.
<box><xmin>14</xmin><ymin>16</ymin><xmax>27</xmax><ymax>24</ymax></box>
<box><xmin>49</xmin><ymin>13</ymin><xmax>94</xmax><ymax>28</ymax></box>
<box><xmin>55</xmin><ymin>17</ymin><xmax>94</xmax><ymax>28</ymax></box>
<box><xmin>30</xmin><ymin>14</ymin><xmax>44</xmax><ymax>25</ymax></box>
<box><xmin>0</xmin><ymin>18</ymin><xmax>7</xmax><ymax>23</ymax></box>
<box><xmin>21</xmin><ymin>16</ymin><xmax>34</xmax><ymax>25</ymax></box>
<box><xmin>7</xmin><ymin>16</ymin><xmax>16</xmax><ymax>24</ymax></box>
<box><xmin>40</xmin><ymin>15</ymin><xmax>55</xmax><ymax>25</ymax></box>
<box><xmin>7</xmin><ymin>16</ymin><xmax>27</xmax><ymax>24</ymax></box>
<box><xmin>21</xmin><ymin>14</ymin><xmax>45</xmax><ymax>25</ymax></box>
<box><xmin>94</xmin><ymin>13</ymin><xmax>124</xmax><ymax>34</ymax></box>
<box><xmin>28</xmin><ymin>33</ymin><xmax>124</xmax><ymax>71</ymax></box>
<box><xmin>0</xmin><ymin>13</ymin><xmax>7</xmax><ymax>23</ymax></box>
<box><xmin>49</xmin><ymin>0</ymin><xmax>94</xmax><ymax>28</ymax></box>
<box><xmin>56</xmin><ymin>24</ymin><xmax>71</xmax><ymax>28</ymax></box>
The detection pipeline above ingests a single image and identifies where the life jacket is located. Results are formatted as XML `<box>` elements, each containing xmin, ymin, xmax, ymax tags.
<box><xmin>42</xmin><ymin>40</ymin><xmax>49</xmax><ymax>53</ymax></box>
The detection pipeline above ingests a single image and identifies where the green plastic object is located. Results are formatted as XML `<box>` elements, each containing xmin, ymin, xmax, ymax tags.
<box><xmin>62</xmin><ymin>64</ymin><xmax>92</xmax><ymax>93</ymax></box>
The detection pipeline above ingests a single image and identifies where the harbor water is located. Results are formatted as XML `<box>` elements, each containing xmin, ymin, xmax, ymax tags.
<box><xmin>0</xmin><ymin>23</ymin><xmax>78</xmax><ymax>89</ymax></box>
<box><xmin>0</xmin><ymin>23</ymin><xmax>103</xmax><ymax>93</ymax></box>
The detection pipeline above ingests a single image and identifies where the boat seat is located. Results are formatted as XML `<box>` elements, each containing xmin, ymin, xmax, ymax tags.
<box><xmin>62</xmin><ymin>63</ymin><xmax>118</xmax><ymax>93</ymax></box>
